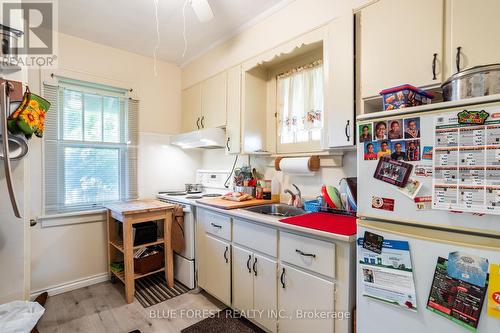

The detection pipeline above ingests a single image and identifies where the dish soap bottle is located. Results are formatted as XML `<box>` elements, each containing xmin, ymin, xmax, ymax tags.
<box><xmin>271</xmin><ymin>176</ymin><xmax>280</xmax><ymax>202</ymax></box>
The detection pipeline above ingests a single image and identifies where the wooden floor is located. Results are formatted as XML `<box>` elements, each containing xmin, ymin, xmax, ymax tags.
<box><xmin>37</xmin><ymin>281</ymin><xmax>224</xmax><ymax>333</ymax></box>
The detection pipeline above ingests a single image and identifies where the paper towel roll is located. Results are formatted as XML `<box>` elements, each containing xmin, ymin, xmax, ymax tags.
<box><xmin>279</xmin><ymin>157</ymin><xmax>316</xmax><ymax>175</ymax></box>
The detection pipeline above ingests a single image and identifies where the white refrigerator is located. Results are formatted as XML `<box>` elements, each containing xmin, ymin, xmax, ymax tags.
<box><xmin>356</xmin><ymin>95</ymin><xmax>500</xmax><ymax>333</ymax></box>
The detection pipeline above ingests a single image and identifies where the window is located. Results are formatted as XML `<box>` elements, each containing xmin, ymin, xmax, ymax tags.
<box><xmin>43</xmin><ymin>78</ymin><xmax>138</xmax><ymax>214</ymax></box>
<box><xmin>277</xmin><ymin>59</ymin><xmax>324</xmax><ymax>148</ymax></box>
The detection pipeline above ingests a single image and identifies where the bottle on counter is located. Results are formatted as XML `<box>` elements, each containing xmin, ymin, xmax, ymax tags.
<box><xmin>271</xmin><ymin>176</ymin><xmax>280</xmax><ymax>201</ymax></box>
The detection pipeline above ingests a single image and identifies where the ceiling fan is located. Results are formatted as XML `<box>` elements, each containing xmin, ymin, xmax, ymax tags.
<box><xmin>189</xmin><ymin>0</ymin><xmax>214</xmax><ymax>22</ymax></box>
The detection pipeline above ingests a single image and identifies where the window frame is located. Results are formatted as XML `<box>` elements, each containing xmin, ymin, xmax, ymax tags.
<box><xmin>43</xmin><ymin>78</ymin><xmax>137</xmax><ymax>216</ymax></box>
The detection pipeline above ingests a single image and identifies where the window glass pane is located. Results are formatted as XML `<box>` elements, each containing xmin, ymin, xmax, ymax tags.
<box><xmin>103</xmin><ymin>96</ymin><xmax>120</xmax><ymax>143</ymax></box>
<box><xmin>64</xmin><ymin>147</ymin><xmax>120</xmax><ymax>206</ymax></box>
<box><xmin>84</xmin><ymin>93</ymin><xmax>102</xmax><ymax>142</ymax></box>
<box><xmin>62</xmin><ymin>90</ymin><xmax>82</xmax><ymax>140</ymax></box>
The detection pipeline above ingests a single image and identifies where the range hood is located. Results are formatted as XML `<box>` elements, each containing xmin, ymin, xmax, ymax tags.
<box><xmin>170</xmin><ymin>127</ymin><xmax>226</xmax><ymax>149</ymax></box>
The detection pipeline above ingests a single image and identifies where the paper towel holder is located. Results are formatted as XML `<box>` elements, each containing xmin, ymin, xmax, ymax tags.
<box><xmin>274</xmin><ymin>155</ymin><xmax>320</xmax><ymax>172</ymax></box>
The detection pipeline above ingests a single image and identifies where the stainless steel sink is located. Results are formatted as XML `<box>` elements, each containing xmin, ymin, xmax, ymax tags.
<box><xmin>243</xmin><ymin>204</ymin><xmax>306</xmax><ymax>217</ymax></box>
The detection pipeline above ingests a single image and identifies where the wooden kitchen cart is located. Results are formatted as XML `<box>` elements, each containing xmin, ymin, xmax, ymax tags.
<box><xmin>105</xmin><ymin>200</ymin><xmax>175</xmax><ymax>303</ymax></box>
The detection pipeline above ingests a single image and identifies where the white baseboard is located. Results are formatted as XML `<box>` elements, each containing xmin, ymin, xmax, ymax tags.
<box><xmin>30</xmin><ymin>272</ymin><xmax>109</xmax><ymax>299</ymax></box>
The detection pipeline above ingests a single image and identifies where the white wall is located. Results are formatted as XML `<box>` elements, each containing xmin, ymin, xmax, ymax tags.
<box><xmin>28</xmin><ymin>33</ymin><xmax>196</xmax><ymax>293</ymax></box>
<box><xmin>182</xmin><ymin>0</ymin><xmax>371</xmax><ymax>88</ymax></box>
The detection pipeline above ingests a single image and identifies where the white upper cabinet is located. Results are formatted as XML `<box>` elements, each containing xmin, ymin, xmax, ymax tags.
<box><xmin>323</xmin><ymin>14</ymin><xmax>355</xmax><ymax>148</ymax></box>
<box><xmin>226</xmin><ymin>66</ymin><xmax>242</xmax><ymax>154</ymax></box>
<box><xmin>181</xmin><ymin>84</ymin><xmax>202</xmax><ymax>132</ymax></box>
<box><xmin>360</xmin><ymin>0</ymin><xmax>444</xmax><ymax>98</ymax></box>
<box><xmin>449</xmin><ymin>0</ymin><xmax>500</xmax><ymax>75</ymax></box>
<box><xmin>201</xmin><ymin>71</ymin><xmax>227</xmax><ymax>128</ymax></box>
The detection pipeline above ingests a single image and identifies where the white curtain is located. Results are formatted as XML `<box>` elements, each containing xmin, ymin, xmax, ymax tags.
<box><xmin>277</xmin><ymin>62</ymin><xmax>323</xmax><ymax>144</ymax></box>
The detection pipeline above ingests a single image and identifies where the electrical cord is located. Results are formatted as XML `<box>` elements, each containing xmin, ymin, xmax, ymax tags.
<box><xmin>224</xmin><ymin>154</ymin><xmax>238</xmax><ymax>189</ymax></box>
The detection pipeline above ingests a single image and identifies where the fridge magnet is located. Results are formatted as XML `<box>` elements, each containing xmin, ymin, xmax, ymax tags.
<box><xmin>414</xmin><ymin>196</ymin><xmax>432</xmax><ymax>210</ymax></box>
<box><xmin>359</xmin><ymin>123</ymin><xmax>373</xmax><ymax>142</ymax></box>
<box><xmin>358</xmin><ymin>238</ymin><xmax>418</xmax><ymax>311</ymax></box>
<box><xmin>406</xmin><ymin>140</ymin><xmax>421</xmax><ymax>161</ymax></box>
<box><xmin>364</xmin><ymin>141</ymin><xmax>379</xmax><ymax>160</ymax></box>
<box><xmin>415</xmin><ymin>164</ymin><xmax>433</xmax><ymax>177</ymax></box>
<box><xmin>404</xmin><ymin>117</ymin><xmax>421</xmax><ymax>139</ymax></box>
<box><xmin>374</xmin><ymin>121</ymin><xmax>388</xmax><ymax>140</ymax></box>
<box><xmin>422</xmin><ymin>146</ymin><xmax>433</xmax><ymax>160</ymax></box>
<box><xmin>362</xmin><ymin>231</ymin><xmax>384</xmax><ymax>254</ymax></box>
<box><xmin>457</xmin><ymin>110</ymin><xmax>489</xmax><ymax>125</ymax></box>
<box><xmin>427</xmin><ymin>257</ymin><xmax>488</xmax><ymax>331</ymax></box>
<box><xmin>374</xmin><ymin>156</ymin><xmax>413</xmax><ymax>187</ymax></box>
<box><xmin>397</xmin><ymin>178</ymin><xmax>422</xmax><ymax>199</ymax></box>
<box><xmin>487</xmin><ymin>263</ymin><xmax>500</xmax><ymax>319</ymax></box>
<box><xmin>447</xmin><ymin>251</ymin><xmax>489</xmax><ymax>288</ymax></box>
<box><xmin>390</xmin><ymin>141</ymin><xmax>407</xmax><ymax>161</ymax></box>
<box><xmin>377</xmin><ymin>141</ymin><xmax>392</xmax><ymax>158</ymax></box>
<box><xmin>387</xmin><ymin>119</ymin><xmax>404</xmax><ymax>140</ymax></box>
<box><xmin>371</xmin><ymin>196</ymin><xmax>395</xmax><ymax>211</ymax></box>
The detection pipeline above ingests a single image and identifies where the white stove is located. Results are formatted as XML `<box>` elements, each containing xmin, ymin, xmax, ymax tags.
<box><xmin>156</xmin><ymin>170</ymin><xmax>231</xmax><ymax>289</ymax></box>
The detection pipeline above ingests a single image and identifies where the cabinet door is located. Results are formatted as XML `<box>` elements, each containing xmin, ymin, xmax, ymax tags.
<box><xmin>201</xmin><ymin>72</ymin><xmax>227</xmax><ymax>128</ymax></box>
<box><xmin>232</xmin><ymin>246</ymin><xmax>254</xmax><ymax>313</ymax></box>
<box><xmin>323</xmin><ymin>14</ymin><xmax>354</xmax><ymax>148</ymax></box>
<box><xmin>253</xmin><ymin>254</ymin><xmax>278</xmax><ymax>333</ymax></box>
<box><xmin>278</xmin><ymin>264</ymin><xmax>335</xmax><ymax>333</ymax></box>
<box><xmin>450</xmin><ymin>0</ymin><xmax>500</xmax><ymax>74</ymax></box>
<box><xmin>360</xmin><ymin>0</ymin><xmax>444</xmax><ymax>98</ymax></box>
<box><xmin>204</xmin><ymin>235</ymin><xmax>231</xmax><ymax>305</ymax></box>
<box><xmin>181</xmin><ymin>84</ymin><xmax>202</xmax><ymax>132</ymax></box>
<box><xmin>226</xmin><ymin>66</ymin><xmax>241</xmax><ymax>154</ymax></box>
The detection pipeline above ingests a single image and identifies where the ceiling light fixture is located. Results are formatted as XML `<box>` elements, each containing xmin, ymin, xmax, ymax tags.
<box><xmin>182</xmin><ymin>0</ymin><xmax>214</xmax><ymax>58</ymax></box>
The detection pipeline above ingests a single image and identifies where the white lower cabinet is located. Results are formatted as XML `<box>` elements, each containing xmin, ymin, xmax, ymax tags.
<box><xmin>233</xmin><ymin>245</ymin><xmax>278</xmax><ymax>333</ymax></box>
<box><xmin>278</xmin><ymin>263</ymin><xmax>335</xmax><ymax>333</ymax></box>
<box><xmin>203</xmin><ymin>235</ymin><xmax>231</xmax><ymax>305</ymax></box>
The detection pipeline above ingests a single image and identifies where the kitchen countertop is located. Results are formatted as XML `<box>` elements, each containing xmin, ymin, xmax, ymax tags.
<box><xmin>195</xmin><ymin>201</ymin><xmax>357</xmax><ymax>243</ymax></box>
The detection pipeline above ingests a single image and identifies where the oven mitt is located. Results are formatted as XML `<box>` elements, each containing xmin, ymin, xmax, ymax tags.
<box><xmin>8</xmin><ymin>87</ymin><xmax>51</xmax><ymax>139</ymax></box>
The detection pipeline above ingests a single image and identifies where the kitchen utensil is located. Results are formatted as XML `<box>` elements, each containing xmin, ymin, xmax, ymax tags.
<box><xmin>442</xmin><ymin>63</ymin><xmax>500</xmax><ymax>101</ymax></box>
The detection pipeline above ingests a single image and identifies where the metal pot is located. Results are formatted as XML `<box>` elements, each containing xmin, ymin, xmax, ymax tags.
<box><xmin>442</xmin><ymin>64</ymin><xmax>500</xmax><ymax>101</ymax></box>
<box><xmin>185</xmin><ymin>183</ymin><xmax>203</xmax><ymax>193</ymax></box>
<box><xmin>0</xmin><ymin>24</ymin><xmax>23</xmax><ymax>58</ymax></box>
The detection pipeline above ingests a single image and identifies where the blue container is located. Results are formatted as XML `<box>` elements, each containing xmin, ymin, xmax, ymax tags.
<box><xmin>304</xmin><ymin>199</ymin><xmax>321</xmax><ymax>213</ymax></box>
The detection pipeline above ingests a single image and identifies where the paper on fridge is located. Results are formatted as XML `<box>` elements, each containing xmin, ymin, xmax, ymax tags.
<box><xmin>488</xmin><ymin>263</ymin><xmax>500</xmax><ymax>319</ymax></box>
<box><xmin>357</xmin><ymin>238</ymin><xmax>418</xmax><ymax>311</ymax></box>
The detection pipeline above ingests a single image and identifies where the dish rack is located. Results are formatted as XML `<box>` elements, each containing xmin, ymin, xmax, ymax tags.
<box><xmin>303</xmin><ymin>199</ymin><xmax>356</xmax><ymax>217</ymax></box>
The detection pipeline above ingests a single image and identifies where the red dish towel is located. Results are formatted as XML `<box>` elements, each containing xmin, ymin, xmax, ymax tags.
<box><xmin>279</xmin><ymin>212</ymin><xmax>357</xmax><ymax>236</ymax></box>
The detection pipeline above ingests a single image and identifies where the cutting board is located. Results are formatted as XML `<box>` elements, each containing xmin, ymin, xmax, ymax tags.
<box><xmin>196</xmin><ymin>197</ymin><xmax>279</xmax><ymax>210</ymax></box>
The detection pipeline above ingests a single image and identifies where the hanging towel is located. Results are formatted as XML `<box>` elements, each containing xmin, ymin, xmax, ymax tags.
<box><xmin>172</xmin><ymin>205</ymin><xmax>185</xmax><ymax>254</ymax></box>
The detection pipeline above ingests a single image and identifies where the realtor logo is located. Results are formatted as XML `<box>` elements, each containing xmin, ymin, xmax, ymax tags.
<box><xmin>1</xmin><ymin>0</ymin><xmax>58</xmax><ymax>67</ymax></box>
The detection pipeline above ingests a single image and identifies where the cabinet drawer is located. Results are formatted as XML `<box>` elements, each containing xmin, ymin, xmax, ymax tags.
<box><xmin>279</xmin><ymin>231</ymin><xmax>335</xmax><ymax>278</ymax></box>
<box><xmin>233</xmin><ymin>219</ymin><xmax>277</xmax><ymax>257</ymax></box>
<box><xmin>203</xmin><ymin>210</ymin><xmax>231</xmax><ymax>241</ymax></box>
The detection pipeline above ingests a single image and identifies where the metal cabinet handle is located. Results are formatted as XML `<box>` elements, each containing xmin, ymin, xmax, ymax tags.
<box><xmin>0</xmin><ymin>82</ymin><xmax>20</xmax><ymax>218</ymax></box>
<box><xmin>280</xmin><ymin>267</ymin><xmax>286</xmax><ymax>288</ymax></box>
<box><xmin>295</xmin><ymin>249</ymin><xmax>316</xmax><ymax>258</ymax></box>
<box><xmin>226</xmin><ymin>137</ymin><xmax>230</xmax><ymax>151</ymax></box>
<box><xmin>246</xmin><ymin>254</ymin><xmax>252</xmax><ymax>273</ymax></box>
<box><xmin>196</xmin><ymin>117</ymin><xmax>200</xmax><ymax>129</ymax></box>
<box><xmin>200</xmin><ymin>116</ymin><xmax>205</xmax><ymax>128</ymax></box>
<box><xmin>432</xmin><ymin>53</ymin><xmax>438</xmax><ymax>80</ymax></box>
<box><xmin>344</xmin><ymin>120</ymin><xmax>350</xmax><ymax>141</ymax></box>
<box><xmin>456</xmin><ymin>46</ymin><xmax>462</xmax><ymax>73</ymax></box>
<box><xmin>210</xmin><ymin>222</ymin><xmax>222</xmax><ymax>229</ymax></box>
<box><xmin>224</xmin><ymin>246</ymin><xmax>229</xmax><ymax>263</ymax></box>
<box><xmin>253</xmin><ymin>257</ymin><xmax>258</xmax><ymax>276</ymax></box>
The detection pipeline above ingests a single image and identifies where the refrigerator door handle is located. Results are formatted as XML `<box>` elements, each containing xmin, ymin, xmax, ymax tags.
<box><xmin>0</xmin><ymin>81</ymin><xmax>21</xmax><ymax>218</ymax></box>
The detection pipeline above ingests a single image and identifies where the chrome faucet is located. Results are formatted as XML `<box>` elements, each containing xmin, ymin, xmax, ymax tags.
<box><xmin>285</xmin><ymin>184</ymin><xmax>303</xmax><ymax>208</ymax></box>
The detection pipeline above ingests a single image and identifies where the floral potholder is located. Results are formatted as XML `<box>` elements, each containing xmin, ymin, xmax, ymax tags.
<box><xmin>8</xmin><ymin>87</ymin><xmax>51</xmax><ymax>139</ymax></box>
